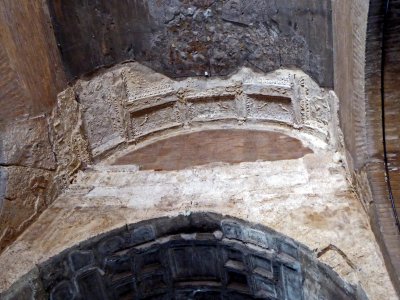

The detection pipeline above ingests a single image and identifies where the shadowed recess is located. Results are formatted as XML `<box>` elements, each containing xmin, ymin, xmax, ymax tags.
<box><xmin>113</xmin><ymin>129</ymin><xmax>313</xmax><ymax>170</ymax></box>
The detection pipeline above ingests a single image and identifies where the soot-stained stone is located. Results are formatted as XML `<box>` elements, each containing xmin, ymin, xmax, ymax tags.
<box><xmin>126</xmin><ymin>225</ymin><xmax>156</xmax><ymax>246</ymax></box>
<box><xmin>75</xmin><ymin>268</ymin><xmax>108</xmax><ymax>300</ymax></box>
<box><xmin>50</xmin><ymin>281</ymin><xmax>75</xmax><ymax>300</ymax></box>
<box><xmin>68</xmin><ymin>250</ymin><xmax>95</xmax><ymax>272</ymax></box>
<box><xmin>3</xmin><ymin>213</ymin><xmax>366</xmax><ymax>300</ymax></box>
<box><xmin>47</xmin><ymin>0</ymin><xmax>333</xmax><ymax>87</ymax></box>
<box><xmin>97</xmin><ymin>236</ymin><xmax>126</xmax><ymax>255</ymax></box>
<box><xmin>221</xmin><ymin>219</ymin><xmax>244</xmax><ymax>240</ymax></box>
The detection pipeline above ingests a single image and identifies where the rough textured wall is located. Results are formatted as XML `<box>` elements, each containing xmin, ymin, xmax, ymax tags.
<box><xmin>0</xmin><ymin>59</ymin><xmax>337</xmax><ymax>253</ymax></box>
<box><xmin>0</xmin><ymin>0</ymin><xmax>66</xmax><ymax>251</ymax></box>
<box><xmin>0</xmin><ymin>63</ymin><xmax>396</xmax><ymax>298</ymax></box>
<box><xmin>0</xmin><ymin>0</ymin><xmax>335</xmax><ymax>253</ymax></box>
<box><xmin>47</xmin><ymin>0</ymin><xmax>333</xmax><ymax>87</ymax></box>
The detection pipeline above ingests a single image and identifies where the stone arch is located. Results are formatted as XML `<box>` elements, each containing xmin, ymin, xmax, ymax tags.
<box><xmin>1</xmin><ymin>213</ymin><xmax>367</xmax><ymax>300</ymax></box>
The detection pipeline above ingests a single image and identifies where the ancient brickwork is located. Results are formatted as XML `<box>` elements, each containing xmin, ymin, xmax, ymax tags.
<box><xmin>363</xmin><ymin>0</ymin><xmax>400</xmax><ymax>293</ymax></box>
<box><xmin>333</xmin><ymin>0</ymin><xmax>400</xmax><ymax>294</ymax></box>
<box><xmin>332</xmin><ymin>0</ymin><xmax>369</xmax><ymax>172</ymax></box>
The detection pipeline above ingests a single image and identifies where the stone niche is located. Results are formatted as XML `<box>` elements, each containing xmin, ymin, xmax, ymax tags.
<box><xmin>1</xmin><ymin>213</ymin><xmax>367</xmax><ymax>300</ymax></box>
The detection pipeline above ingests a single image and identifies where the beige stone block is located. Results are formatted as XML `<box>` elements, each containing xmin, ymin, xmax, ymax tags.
<box><xmin>0</xmin><ymin>166</ymin><xmax>54</xmax><ymax>251</ymax></box>
<box><xmin>0</xmin><ymin>116</ymin><xmax>56</xmax><ymax>170</ymax></box>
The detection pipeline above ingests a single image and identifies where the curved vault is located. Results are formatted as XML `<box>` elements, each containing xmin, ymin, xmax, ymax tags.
<box><xmin>1</xmin><ymin>213</ymin><xmax>367</xmax><ymax>300</ymax></box>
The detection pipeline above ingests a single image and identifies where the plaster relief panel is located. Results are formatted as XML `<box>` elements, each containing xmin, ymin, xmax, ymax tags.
<box><xmin>76</xmin><ymin>69</ymin><xmax>127</xmax><ymax>157</ymax></box>
<box><xmin>246</xmin><ymin>96</ymin><xmax>294</xmax><ymax>125</ymax></box>
<box><xmin>294</xmin><ymin>74</ymin><xmax>332</xmax><ymax>137</ymax></box>
<box><xmin>243</xmin><ymin>74</ymin><xmax>297</xmax><ymax>125</ymax></box>
<box><xmin>123</xmin><ymin>65</ymin><xmax>176</xmax><ymax>112</ymax></box>
<box><xmin>186</xmin><ymin>91</ymin><xmax>237</xmax><ymax>123</ymax></box>
<box><xmin>129</xmin><ymin>102</ymin><xmax>181</xmax><ymax>140</ymax></box>
<box><xmin>60</xmin><ymin>63</ymin><xmax>337</xmax><ymax>161</ymax></box>
<box><xmin>122</xmin><ymin>64</ymin><xmax>181</xmax><ymax>139</ymax></box>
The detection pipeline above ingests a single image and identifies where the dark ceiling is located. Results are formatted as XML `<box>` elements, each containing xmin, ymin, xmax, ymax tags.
<box><xmin>47</xmin><ymin>0</ymin><xmax>333</xmax><ymax>87</ymax></box>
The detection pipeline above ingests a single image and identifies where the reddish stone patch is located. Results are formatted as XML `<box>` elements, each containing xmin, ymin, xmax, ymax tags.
<box><xmin>113</xmin><ymin>129</ymin><xmax>313</xmax><ymax>171</ymax></box>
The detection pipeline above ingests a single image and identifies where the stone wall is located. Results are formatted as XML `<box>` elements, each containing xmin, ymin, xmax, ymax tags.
<box><xmin>332</xmin><ymin>0</ymin><xmax>369</xmax><ymax>174</ymax></box>
<box><xmin>333</xmin><ymin>0</ymin><xmax>400</xmax><ymax>293</ymax></box>
<box><xmin>363</xmin><ymin>0</ymin><xmax>400</xmax><ymax>293</ymax></box>
<box><xmin>1</xmin><ymin>3</ymin><xmax>399</xmax><ymax>296</ymax></box>
<box><xmin>47</xmin><ymin>0</ymin><xmax>333</xmax><ymax>87</ymax></box>
<box><xmin>0</xmin><ymin>0</ymin><xmax>65</xmax><ymax>250</ymax></box>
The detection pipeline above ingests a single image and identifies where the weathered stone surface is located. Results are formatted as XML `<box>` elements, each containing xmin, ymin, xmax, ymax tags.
<box><xmin>363</xmin><ymin>0</ymin><xmax>400</xmax><ymax>294</ymax></box>
<box><xmin>0</xmin><ymin>0</ymin><xmax>67</xmax><ymax>256</ymax></box>
<box><xmin>333</xmin><ymin>0</ymin><xmax>369</xmax><ymax>172</ymax></box>
<box><xmin>50</xmin><ymin>88</ymin><xmax>91</xmax><ymax>191</ymax></box>
<box><xmin>0</xmin><ymin>166</ymin><xmax>54</xmax><ymax>251</ymax></box>
<box><xmin>69</xmin><ymin>63</ymin><xmax>337</xmax><ymax>161</ymax></box>
<box><xmin>0</xmin><ymin>116</ymin><xmax>56</xmax><ymax>170</ymax></box>
<box><xmin>333</xmin><ymin>0</ymin><xmax>400</xmax><ymax>294</ymax></box>
<box><xmin>75</xmin><ymin>68</ymin><xmax>128</xmax><ymax>158</ymax></box>
<box><xmin>47</xmin><ymin>0</ymin><xmax>333</xmax><ymax>87</ymax></box>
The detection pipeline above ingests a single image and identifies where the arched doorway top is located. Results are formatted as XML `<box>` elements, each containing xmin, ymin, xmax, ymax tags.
<box><xmin>1</xmin><ymin>213</ymin><xmax>366</xmax><ymax>300</ymax></box>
